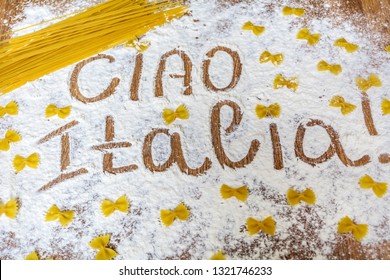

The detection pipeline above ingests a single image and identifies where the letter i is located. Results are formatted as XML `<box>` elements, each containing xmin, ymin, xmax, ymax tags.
<box><xmin>270</xmin><ymin>123</ymin><xmax>284</xmax><ymax>170</ymax></box>
<box><xmin>361</xmin><ymin>91</ymin><xmax>378</xmax><ymax>136</ymax></box>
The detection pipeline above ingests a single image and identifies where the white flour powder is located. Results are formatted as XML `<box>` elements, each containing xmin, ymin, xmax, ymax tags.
<box><xmin>0</xmin><ymin>0</ymin><xmax>389</xmax><ymax>259</ymax></box>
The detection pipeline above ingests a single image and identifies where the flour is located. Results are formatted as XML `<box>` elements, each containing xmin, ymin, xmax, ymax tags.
<box><xmin>0</xmin><ymin>0</ymin><xmax>389</xmax><ymax>259</ymax></box>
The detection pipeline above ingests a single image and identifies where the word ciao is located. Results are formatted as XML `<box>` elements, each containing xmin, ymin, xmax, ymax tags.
<box><xmin>69</xmin><ymin>46</ymin><xmax>242</xmax><ymax>102</ymax></box>
<box><xmin>37</xmin><ymin>46</ymin><xmax>387</xmax><ymax>191</ymax></box>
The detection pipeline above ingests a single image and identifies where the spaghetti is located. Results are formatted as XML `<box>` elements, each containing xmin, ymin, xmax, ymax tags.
<box><xmin>0</xmin><ymin>0</ymin><xmax>187</xmax><ymax>94</ymax></box>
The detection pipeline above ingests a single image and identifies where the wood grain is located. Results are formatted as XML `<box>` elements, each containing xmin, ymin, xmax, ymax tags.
<box><xmin>0</xmin><ymin>0</ymin><xmax>65</xmax><ymax>39</ymax></box>
<box><xmin>1</xmin><ymin>0</ymin><xmax>389</xmax><ymax>39</ymax></box>
<box><xmin>1</xmin><ymin>0</ymin><xmax>388</xmax><ymax>45</ymax></box>
<box><xmin>0</xmin><ymin>0</ymin><xmax>388</xmax><ymax>260</ymax></box>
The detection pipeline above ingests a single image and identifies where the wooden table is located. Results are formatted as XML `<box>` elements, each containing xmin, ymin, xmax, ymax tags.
<box><xmin>1</xmin><ymin>0</ymin><xmax>389</xmax><ymax>43</ymax></box>
<box><xmin>0</xmin><ymin>0</ymin><xmax>389</xmax><ymax>259</ymax></box>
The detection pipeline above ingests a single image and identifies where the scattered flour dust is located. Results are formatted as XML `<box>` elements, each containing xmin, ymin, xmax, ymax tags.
<box><xmin>0</xmin><ymin>0</ymin><xmax>389</xmax><ymax>259</ymax></box>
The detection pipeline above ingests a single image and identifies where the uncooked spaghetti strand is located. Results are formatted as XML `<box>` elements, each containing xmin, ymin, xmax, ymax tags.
<box><xmin>5</xmin><ymin>0</ymin><xmax>172</xmax><ymax>38</ymax></box>
<box><xmin>2</xmin><ymin>15</ymin><xmax>178</xmax><ymax>64</ymax></box>
<box><xmin>1</xmin><ymin>5</ymin><xmax>183</xmax><ymax>57</ymax></box>
<box><xmin>0</xmin><ymin>0</ymin><xmax>187</xmax><ymax>94</ymax></box>
<box><xmin>3</xmin><ymin>0</ymin><xmax>173</xmax><ymax>38</ymax></box>
<box><xmin>0</xmin><ymin>8</ymin><xmax>179</xmax><ymax>65</ymax></box>
<box><xmin>0</xmin><ymin>21</ymin><xmax>185</xmax><ymax>92</ymax></box>
<box><xmin>0</xmin><ymin>2</ymin><xmax>184</xmax><ymax>55</ymax></box>
<box><xmin>2</xmin><ymin>10</ymin><xmax>82</xmax><ymax>38</ymax></box>
<box><xmin>0</xmin><ymin>5</ymin><xmax>181</xmax><ymax>59</ymax></box>
<box><xmin>0</xmin><ymin>2</ymin><xmax>135</xmax><ymax>44</ymax></box>
<box><xmin>1</xmin><ymin>14</ymin><xmax>166</xmax><ymax>62</ymax></box>
<box><xmin>1</xmin><ymin>2</ymin><xmax>169</xmax><ymax>51</ymax></box>
<box><xmin>1</xmin><ymin>15</ymin><xmax>187</xmax><ymax>92</ymax></box>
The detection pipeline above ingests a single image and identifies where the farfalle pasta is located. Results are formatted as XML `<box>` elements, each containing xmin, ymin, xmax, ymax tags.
<box><xmin>296</xmin><ymin>28</ymin><xmax>320</xmax><ymax>45</ymax></box>
<box><xmin>0</xmin><ymin>198</ymin><xmax>18</xmax><ymax>219</ymax></box>
<box><xmin>126</xmin><ymin>39</ymin><xmax>151</xmax><ymax>53</ymax></box>
<box><xmin>45</xmin><ymin>205</ymin><xmax>75</xmax><ymax>227</ymax></box>
<box><xmin>359</xmin><ymin>175</ymin><xmax>388</xmax><ymax>198</ymax></box>
<box><xmin>160</xmin><ymin>203</ymin><xmax>189</xmax><ymax>227</ymax></box>
<box><xmin>259</xmin><ymin>51</ymin><xmax>284</xmax><ymax>66</ymax></box>
<box><xmin>242</xmin><ymin>21</ymin><xmax>265</xmax><ymax>36</ymax></box>
<box><xmin>25</xmin><ymin>251</ymin><xmax>40</xmax><ymax>260</ymax></box>
<box><xmin>381</xmin><ymin>99</ymin><xmax>389</xmax><ymax>115</ymax></box>
<box><xmin>246</xmin><ymin>216</ymin><xmax>276</xmax><ymax>236</ymax></box>
<box><xmin>287</xmin><ymin>188</ymin><xmax>316</xmax><ymax>206</ymax></box>
<box><xmin>274</xmin><ymin>74</ymin><xmax>298</xmax><ymax>92</ymax></box>
<box><xmin>282</xmin><ymin>6</ymin><xmax>305</xmax><ymax>16</ymax></box>
<box><xmin>89</xmin><ymin>234</ymin><xmax>118</xmax><ymax>260</ymax></box>
<box><xmin>255</xmin><ymin>103</ymin><xmax>281</xmax><ymax>119</ymax></box>
<box><xmin>25</xmin><ymin>251</ymin><xmax>53</xmax><ymax>260</ymax></box>
<box><xmin>329</xmin><ymin>96</ymin><xmax>356</xmax><ymax>115</ymax></box>
<box><xmin>356</xmin><ymin>74</ymin><xmax>381</xmax><ymax>92</ymax></box>
<box><xmin>0</xmin><ymin>101</ymin><xmax>18</xmax><ymax>118</ymax></box>
<box><xmin>13</xmin><ymin>153</ymin><xmax>40</xmax><ymax>173</ymax></box>
<box><xmin>101</xmin><ymin>195</ymin><xmax>129</xmax><ymax>217</ymax></box>
<box><xmin>317</xmin><ymin>60</ymin><xmax>342</xmax><ymax>75</ymax></box>
<box><xmin>220</xmin><ymin>184</ymin><xmax>249</xmax><ymax>202</ymax></box>
<box><xmin>162</xmin><ymin>104</ymin><xmax>189</xmax><ymax>125</ymax></box>
<box><xmin>45</xmin><ymin>104</ymin><xmax>72</xmax><ymax>119</ymax></box>
<box><xmin>334</xmin><ymin>38</ymin><xmax>359</xmax><ymax>53</ymax></box>
<box><xmin>210</xmin><ymin>251</ymin><xmax>226</xmax><ymax>260</ymax></box>
<box><xmin>338</xmin><ymin>216</ymin><xmax>368</xmax><ymax>241</ymax></box>
<box><xmin>0</xmin><ymin>130</ymin><xmax>21</xmax><ymax>151</ymax></box>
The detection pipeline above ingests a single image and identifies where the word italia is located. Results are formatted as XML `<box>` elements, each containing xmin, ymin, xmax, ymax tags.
<box><xmin>34</xmin><ymin>46</ymin><xmax>386</xmax><ymax>191</ymax></box>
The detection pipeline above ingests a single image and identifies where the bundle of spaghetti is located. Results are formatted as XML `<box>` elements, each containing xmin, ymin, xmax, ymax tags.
<box><xmin>0</xmin><ymin>0</ymin><xmax>187</xmax><ymax>95</ymax></box>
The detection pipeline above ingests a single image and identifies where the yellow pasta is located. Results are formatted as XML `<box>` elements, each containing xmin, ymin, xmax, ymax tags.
<box><xmin>89</xmin><ymin>235</ymin><xmax>118</xmax><ymax>260</ymax></box>
<box><xmin>259</xmin><ymin>51</ymin><xmax>284</xmax><ymax>66</ymax></box>
<box><xmin>13</xmin><ymin>153</ymin><xmax>40</xmax><ymax>173</ymax></box>
<box><xmin>220</xmin><ymin>184</ymin><xmax>249</xmax><ymax>202</ymax></box>
<box><xmin>356</xmin><ymin>74</ymin><xmax>381</xmax><ymax>92</ymax></box>
<box><xmin>329</xmin><ymin>96</ymin><xmax>356</xmax><ymax>115</ymax></box>
<box><xmin>45</xmin><ymin>205</ymin><xmax>75</xmax><ymax>227</ymax></box>
<box><xmin>45</xmin><ymin>104</ymin><xmax>72</xmax><ymax>119</ymax></box>
<box><xmin>0</xmin><ymin>101</ymin><xmax>18</xmax><ymax>118</ymax></box>
<box><xmin>162</xmin><ymin>104</ymin><xmax>189</xmax><ymax>125</ymax></box>
<box><xmin>0</xmin><ymin>198</ymin><xmax>19</xmax><ymax>219</ymax></box>
<box><xmin>210</xmin><ymin>251</ymin><xmax>226</xmax><ymax>260</ymax></box>
<box><xmin>160</xmin><ymin>203</ymin><xmax>189</xmax><ymax>227</ymax></box>
<box><xmin>287</xmin><ymin>188</ymin><xmax>316</xmax><ymax>206</ymax></box>
<box><xmin>282</xmin><ymin>6</ymin><xmax>305</xmax><ymax>16</ymax></box>
<box><xmin>25</xmin><ymin>251</ymin><xmax>40</xmax><ymax>260</ymax></box>
<box><xmin>317</xmin><ymin>60</ymin><xmax>342</xmax><ymax>75</ymax></box>
<box><xmin>382</xmin><ymin>99</ymin><xmax>390</xmax><ymax>115</ymax></box>
<box><xmin>0</xmin><ymin>130</ymin><xmax>21</xmax><ymax>151</ymax></box>
<box><xmin>334</xmin><ymin>38</ymin><xmax>359</xmax><ymax>53</ymax></box>
<box><xmin>359</xmin><ymin>175</ymin><xmax>388</xmax><ymax>198</ymax></box>
<box><xmin>0</xmin><ymin>0</ymin><xmax>187</xmax><ymax>95</ymax></box>
<box><xmin>255</xmin><ymin>103</ymin><xmax>281</xmax><ymax>119</ymax></box>
<box><xmin>274</xmin><ymin>74</ymin><xmax>298</xmax><ymax>92</ymax></box>
<box><xmin>296</xmin><ymin>28</ymin><xmax>320</xmax><ymax>46</ymax></box>
<box><xmin>25</xmin><ymin>251</ymin><xmax>54</xmax><ymax>260</ymax></box>
<box><xmin>101</xmin><ymin>195</ymin><xmax>129</xmax><ymax>217</ymax></box>
<box><xmin>338</xmin><ymin>216</ymin><xmax>368</xmax><ymax>241</ymax></box>
<box><xmin>126</xmin><ymin>39</ymin><xmax>151</xmax><ymax>53</ymax></box>
<box><xmin>246</xmin><ymin>216</ymin><xmax>276</xmax><ymax>236</ymax></box>
<box><xmin>242</xmin><ymin>21</ymin><xmax>265</xmax><ymax>36</ymax></box>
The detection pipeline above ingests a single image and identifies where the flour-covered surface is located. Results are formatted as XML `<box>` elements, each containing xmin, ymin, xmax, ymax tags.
<box><xmin>0</xmin><ymin>0</ymin><xmax>389</xmax><ymax>260</ymax></box>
